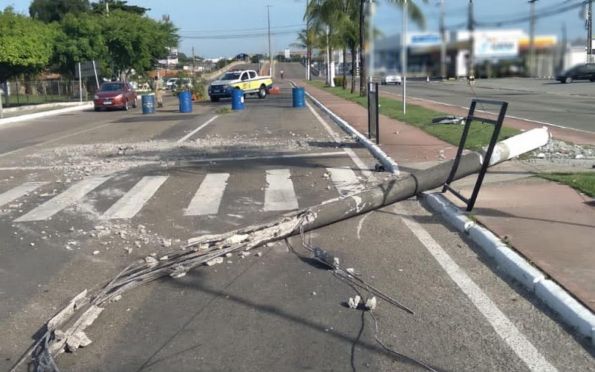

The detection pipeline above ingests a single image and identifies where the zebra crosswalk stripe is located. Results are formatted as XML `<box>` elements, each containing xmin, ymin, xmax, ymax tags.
<box><xmin>14</xmin><ymin>177</ymin><xmax>109</xmax><ymax>222</ymax></box>
<box><xmin>0</xmin><ymin>182</ymin><xmax>47</xmax><ymax>208</ymax></box>
<box><xmin>100</xmin><ymin>176</ymin><xmax>168</xmax><ymax>220</ymax></box>
<box><xmin>264</xmin><ymin>169</ymin><xmax>299</xmax><ymax>211</ymax></box>
<box><xmin>327</xmin><ymin>167</ymin><xmax>363</xmax><ymax>196</ymax></box>
<box><xmin>185</xmin><ymin>173</ymin><xmax>230</xmax><ymax>216</ymax></box>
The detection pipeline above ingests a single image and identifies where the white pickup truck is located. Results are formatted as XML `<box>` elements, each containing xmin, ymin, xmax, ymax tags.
<box><xmin>208</xmin><ymin>69</ymin><xmax>273</xmax><ymax>102</ymax></box>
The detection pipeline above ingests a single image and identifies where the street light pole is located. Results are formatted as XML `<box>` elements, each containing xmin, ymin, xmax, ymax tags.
<box><xmin>467</xmin><ymin>0</ymin><xmax>475</xmax><ymax>81</ymax></box>
<box><xmin>529</xmin><ymin>0</ymin><xmax>537</xmax><ymax>77</ymax></box>
<box><xmin>306</xmin><ymin>0</ymin><xmax>311</xmax><ymax>80</ymax></box>
<box><xmin>267</xmin><ymin>5</ymin><xmax>273</xmax><ymax>77</ymax></box>
<box><xmin>440</xmin><ymin>0</ymin><xmax>447</xmax><ymax>80</ymax></box>
<box><xmin>402</xmin><ymin>0</ymin><xmax>408</xmax><ymax>115</ymax></box>
<box><xmin>588</xmin><ymin>0</ymin><xmax>593</xmax><ymax>63</ymax></box>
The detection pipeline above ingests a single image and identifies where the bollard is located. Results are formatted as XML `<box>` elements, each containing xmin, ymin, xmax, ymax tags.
<box><xmin>231</xmin><ymin>88</ymin><xmax>245</xmax><ymax>110</ymax></box>
<box><xmin>292</xmin><ymin>87</ymin><xmax>305</xmax><ymax>108</ymax></box>
<box><xmin>178</xmin><ymin>90</ymin><xmax>192</xmax><ymax>113</ymax></box>
<box><xmin>141</xmin><ymin>94</ymin><xmax>155</xmax><ymax>114</ymax></box>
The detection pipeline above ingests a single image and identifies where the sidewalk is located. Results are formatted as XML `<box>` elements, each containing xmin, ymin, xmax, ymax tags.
<box><xmin>300</xmin><ymin>81</ymin><xmax>595</xmax><ymax>317</ymax></box>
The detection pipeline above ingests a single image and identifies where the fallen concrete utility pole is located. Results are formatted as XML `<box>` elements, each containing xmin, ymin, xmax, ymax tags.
<box><xmin>13</xmin><ymin>127</ymin><xmax>550</xmax><ymax>372</ymax></box>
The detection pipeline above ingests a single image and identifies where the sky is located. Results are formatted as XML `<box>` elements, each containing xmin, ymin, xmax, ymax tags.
<box><xmin>0</xmin><ymin>0</ymin><xmax>590</xmax><ymax>58</ymax></box>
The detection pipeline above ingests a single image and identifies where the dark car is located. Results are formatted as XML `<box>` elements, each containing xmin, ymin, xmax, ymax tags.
<box><xmin>94</xmin><ymin>82</ymin><xmax>138</xmax><ymax>111</ymax></box>
<box><xmin>556</xmin><ymin>64</ymin><xmax>595</xmax><ymax>83</ymax></box>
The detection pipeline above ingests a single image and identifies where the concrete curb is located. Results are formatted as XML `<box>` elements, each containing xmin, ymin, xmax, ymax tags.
<box><xmin>0</xmin><ymin>102</ymin><xmax>93</xmax><ymax>126</ymax></box>
<box><xmin>423</xmin><ymin>192</ymin><xmax>595</xmax><ymax>347</ymax></box>
<box><xmin>1</xmin><ymin>101</ymin><xmax>86</xmax><ymax>114</ymax></box>
<box><xmin>291</xmin><ymin>81</ymin><xmax>399</xmax><ymax>174</ymax></box>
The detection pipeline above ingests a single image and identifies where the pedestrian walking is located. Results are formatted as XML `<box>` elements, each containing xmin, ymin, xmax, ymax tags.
<box><xmin>280</xmin><ymin>70</ymin><xmax>285</xmax><ymax>79</ymax></box>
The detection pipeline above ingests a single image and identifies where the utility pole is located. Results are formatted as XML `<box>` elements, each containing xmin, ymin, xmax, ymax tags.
<box><xmin>267</xmin><ymin>5</ymin><xmax>273</xmax><ymax>77</ymax></box>
<box><xmin>306</xmin><ymin>0</ymin><xmax>311</xmax><ymax>80</ymax></box>
<box><xmin>467</xmin><ymin>0</ymin><xmax>475</xmax><ymax>81</ymax></box>
<box><xmin>588</xmin><ymin>0</ymin><xmax>593</xmax><ymax>63</ymax></box>
<box><xmin>439</xmin><ymin>0</ymin><xmax>447</xmax><ymax>80</ymax></box>
<box><xmin>192</xmin><ymin>46</ymin><xmax>196</xmax><ymax>76</ymax></box>
<box><xmin>402</xmin><ymin>0</ymin><xmax>408</xmax><ymax>114</ymax></box>
<box><xmin>529</xmin><ymin>0</ymin><xmax>537</xmax><ymax>78</ymax></box>
<box><xmin>368</xmin><ymin>0</ymin><xmax>375</xmax><ymax>82</ymax></box>
<box><xmin>359</xmin><ymin>0</ymin><xmax>366</xmax><ymax>96</ymax></box>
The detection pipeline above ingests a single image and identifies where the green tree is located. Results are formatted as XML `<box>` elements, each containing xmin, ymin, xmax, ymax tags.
<box><xmin>0</xmin><ymin>8</ymin><xmax>56</xmax><ymax>82</ymax></box>
<box><xmin>29</xmin><ymin>0</ymin><xmax>90</xmax><ymax>23</ymax></box>
<box><xmin>52</xmin><ymin>12</ymin><xmax>108</xmax><ymax>77</ymax></box>
<box><xmin>91</xmin><ymin>0</ymin><xmax>149</xmax><ymax>16</ymax></box>
<box><xmin>101</xmin><ymin>10</ymin><xmax>178</xmax><ymax>77</ymax></box>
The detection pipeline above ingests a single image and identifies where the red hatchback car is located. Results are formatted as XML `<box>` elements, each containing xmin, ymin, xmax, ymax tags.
<box><xmin>93</xmin><ymin>82</ymin><xmax>137</xmax><ymax>111</ymax></box>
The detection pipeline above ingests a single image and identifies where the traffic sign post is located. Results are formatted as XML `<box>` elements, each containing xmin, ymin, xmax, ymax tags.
<box><xmin>367</xmin><ymin>82</ymin><xmax>379</xmax><ymax>144</ymax></box>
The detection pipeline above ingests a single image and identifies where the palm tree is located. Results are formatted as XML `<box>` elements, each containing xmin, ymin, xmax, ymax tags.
<box><xmin>292</xmin><ymin>28</ymin><xmax>318</xmax><ymax>79</ymax></box>
<box><xmin>306</xmin><ymin>0</ymin><xmax>344</xmax><ymax>87</ymax></box>
<box><xmin>358</xmin><ymin>0</ymin><xmax>427</xmax><ymax>96</ymax></box>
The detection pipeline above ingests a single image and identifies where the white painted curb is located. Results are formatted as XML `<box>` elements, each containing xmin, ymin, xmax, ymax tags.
<box><xmin>0</xmin><ymin>102</ymin><xmax>93</xmax><ymax>126</ymax></box>
<box><xmin>291</xmin><ymin>82</ymin><xmax>399</xmax><ymax>174</ymax></box>
<box><xmin>423</xmin><ymin>192</ymin><xmax>595</xmax><ymax>347</ymax></box>
<box><xmin>1</xmin><ymin>101</ymin><xmax>85</xmax><ymax>114</ymax></box>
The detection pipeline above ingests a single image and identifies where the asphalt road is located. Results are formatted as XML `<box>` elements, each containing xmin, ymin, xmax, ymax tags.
<box><xmin>0</xmin><ymin>67</ymin><xmax>593</xmax><ymax>371</ymax></box>
<box><xmin>380</xmin><ymin>78</ymin><xmax>595</xmax><ymax>133</ymax></box>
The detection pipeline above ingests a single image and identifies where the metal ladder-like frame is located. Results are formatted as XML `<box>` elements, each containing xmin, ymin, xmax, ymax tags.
<box><xmin>442</xmin><ymin>99</ymin><xmax>508</xmax><ymax>212</ymax></box>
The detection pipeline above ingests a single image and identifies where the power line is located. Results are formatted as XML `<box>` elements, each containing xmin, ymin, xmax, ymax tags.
<box><xmin>476</xmin><ymin>0</ymin><xmax>587</xmax><ymax>27</ymax></box>
<box><xmin>181</xmin><ymin>23</ymin><xmax>305</xmax><ymax>34</ymax></box>
<box><xmin>179</xmin><ymin>30</ymin><xmax>301</xmax><ymax>40</ymax></box>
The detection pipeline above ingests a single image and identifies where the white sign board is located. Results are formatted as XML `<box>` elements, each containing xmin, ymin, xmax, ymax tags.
<box><xmin>284</xmin><ymin>49</ymin><xmax>291</xmax><ymax>59</ymax></box>
<box><xmin>407</xmin><ymin>33</ymin><xmax>442</xmax><ymax>47</ymax></box>
<box><xmin>473</xmin><ymin>31</ymin><xmax>519</xmax><ymax>58</ymax></box>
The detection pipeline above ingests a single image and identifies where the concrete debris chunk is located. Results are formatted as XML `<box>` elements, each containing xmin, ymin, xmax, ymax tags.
<box><xmin>348</xmin><ymin>295</ymin><xmax>361</xmax><ymax>309</ymax></box>
<box><xmin>346</xmin><ymin>268</ymin><xmax>355</xmax><ymax>275</ymax></box>
<box><xmin>225</xmin><ymin>253</ymin><xmax>233</xmax><ymax>258</ymax></box>
<box><xmin>256</xmin><ymin>252</ymin><xmax>263</xmax><ymax>257</ymax></box>
<box><xmin>112</xmin><ymin>295</ymin><xmax>122</xmax><ymax>302</ymax></box>
<box><xmin>144</xmin><ymin>256</ymin><xmax>158</xmax><ymax>267</ymax></box>
<box><xmin>365</xmin><ymin>296</ymin><xmax>377</xmax><ymax>310</ymax></box>
<box><xmin>205</xmin><ymin>257</ymin><xmax>224</xmax><ymax>266</ymax></box>
<box><xmin>161</xmin><ymin>238</ymin><xmax>172</xmax><ymax>248</ymax></box>
<box><xmin>239</xmin><ymin>251</ymin><xmax>251</xmax><ymax>258</ymax></box>
<box><xmin>92</xmin><ymin>250</ymin><xmax>100</xmax><ymax>255</ymax></box>
<box><xmin>65</xmin><ymin>331</ymin><xmax>92</xmax><ymax>352</ymax></box>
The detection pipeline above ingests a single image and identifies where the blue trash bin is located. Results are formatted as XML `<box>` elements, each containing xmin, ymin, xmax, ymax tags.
<box><xmin>141</xmin><ymin>94</ymin><xmax>155</xmax><ymax>114</ymax></box>
<box><xmin>179</xmin><ymin>90</ymin><xmax>192</xmax><ymax>113</ymax></box>
<box><xmin>231</xmin><ymin>88</ymin><xmax>245</xmax><ymax>110</ymax></box>
<box><xmin>292</xmin><ymin>87</ymin><xmax>305</xmax><ymax>108</ymax></box>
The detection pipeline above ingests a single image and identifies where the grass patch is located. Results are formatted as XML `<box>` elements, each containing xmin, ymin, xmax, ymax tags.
<box><xmin>306</xmin><ymin>80</ymin><xmax>519</xmax><ymax>151</ymax></box>
<box><xmin>537</xmin><ymin>172</ymin><xmax>595</xmax><ymax>197</ymax></box>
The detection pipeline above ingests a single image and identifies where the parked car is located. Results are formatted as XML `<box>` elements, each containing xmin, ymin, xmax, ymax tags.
<box><xmin>165</xmin><ymin>78</ymin><xmax>179</xmax><ymax>90</ymax></box>
<box><xmin>556</xmin><ymin>64</ymin><xmax>595</xmax><ymax>83</ymax></box>
<box><xmin>381</xmin><ymin>72</ymin><xmax>402</xmax><ymax>85</ymax></box>
<box><xmin>93</xmin><ymin>82</ymin><xmax>137</xmax><ymax>111</ymax></box>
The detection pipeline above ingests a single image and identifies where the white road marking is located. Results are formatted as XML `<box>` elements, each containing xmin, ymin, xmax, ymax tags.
<box><xmin>15</xmin><ymin>177</ymin><xmax>109</xmax><ymax>222</ymax></box>
<box><xmin>100</xmin><ymin>176</ymin><xmax>168</xmax><ymax>219</ymax></box>
<box><xmin>177</xmin><ymin>115</ymin><xmax>219</xmax><ymax>143</ymax></box>
<box><xmin>396</xmin><ymin>204</ymin><xmax>557</xmax><ymax>372</ymax></box>
<box><xmin>185</xmin><ymin>173</ymin><xmax>230</xmax><ymax>216</ymax></box>
<box><xmin>381</xmin><ymin>90</ymin><xmax>593</xmax><ymax>134</ymax></box>
<box><xmin>264</xmin><ymin>169</ymin><xmax>299</xmax><ymax>211</ymax></box>
<box><xmin>0</xmin><ymin>182</ymin><xmax>47</xmax><ymax>208</ymax></box>
<box><xmin>306</xmin><ymin>102</ymin><xmax>372</xmax><ymax>178</ymax></box>
<box><xmin>327</xmin><ymin>167</ymin><xmax>362</xmax><ymax>196</ymax></box>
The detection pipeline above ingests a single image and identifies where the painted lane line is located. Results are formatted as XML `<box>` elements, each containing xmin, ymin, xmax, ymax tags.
<box><xmin>185</xmin><ymin>173</ymin><xmax>230</xmax><ymax>216</ymax></box>
<box><xmin>15</xmin><ymin>177</ymin><xmax>109</xmax><ymax>222</ymax></box>
<box><xmin>327</xmin><ymin>167</ymin><xmax>363</xmax><ymax>196</ymax></box>
<box><xmin>396</xmin><ymin>204</ymin><xmax>557</xmax><ymax>372</ymax></box>
<box><xmin>0</xmin><ymin>182</ymin><xmax>48</xmax><ymax>208</ymax></box>
<box><xmin>306</xmin><ymin>102</ymin><xmax>372</xmax><ymax>178</ymax></box>
<box><xmin>264</xmin><ymin>169</ymin><xmax>299</xmax><ymax>212</ymax></box>
<box><xmin>101</xmin><ymin>176</ymin><xmax>168</xmax><ymax>220</ymax></box>
<box><xmin>177</xmin><ymin>115</ymin><xmax>219</xmax><ymax>143</ymax></box>
<box><xmin>381</xmin><ymin>90</ymin><xmax>593</xmax><ymax>135</ymax></box>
